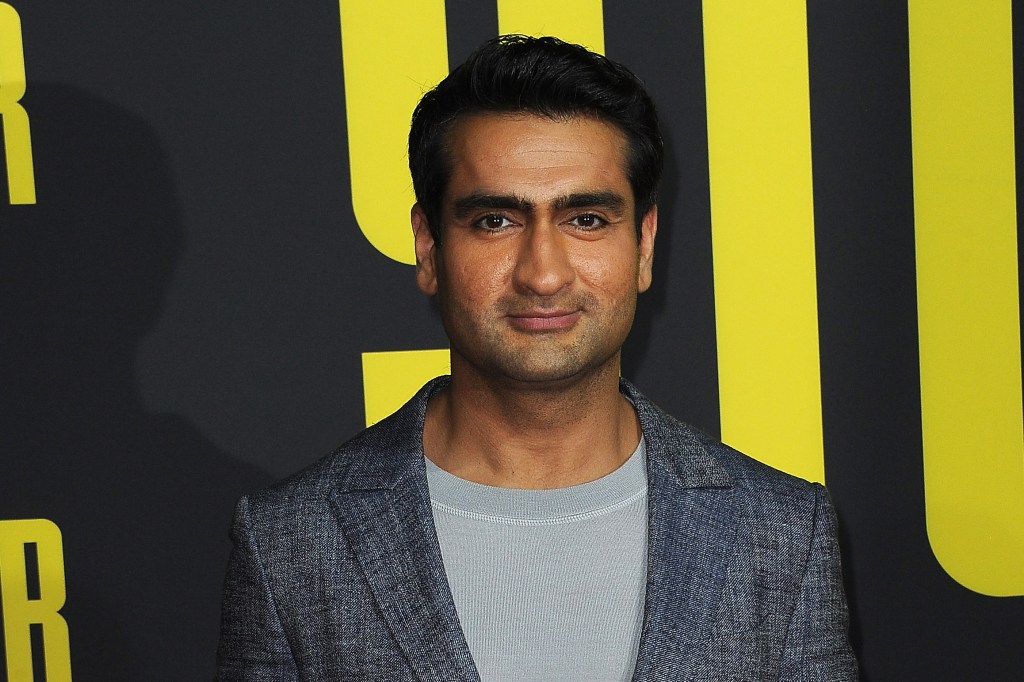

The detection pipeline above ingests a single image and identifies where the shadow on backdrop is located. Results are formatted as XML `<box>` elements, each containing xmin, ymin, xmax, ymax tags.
<box><xmin>0</xmin><ymin>84</ymin><xmax>274</xmax><ymax>680</ymax></box>
<box><xmin>621</xmin><ymin>123</ymin><xmax>677</xmax><ymax>379</ymax></box>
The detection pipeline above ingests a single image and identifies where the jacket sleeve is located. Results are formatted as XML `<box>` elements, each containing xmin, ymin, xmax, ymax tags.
<box><xmin>779</xmin><ymin>485</ymin><xmax>859</xmax><ymax>681</ymax></box>
<box><xmin>215</xmin><ymin>495</ymin><xmax>300</xmax><ymax>681</ymax></box>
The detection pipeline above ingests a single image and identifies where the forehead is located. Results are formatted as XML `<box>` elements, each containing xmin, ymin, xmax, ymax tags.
<box><xmin>443</xmin><ymin>113</ymin><xmax>631</xmax><ymax>202</ymax></box>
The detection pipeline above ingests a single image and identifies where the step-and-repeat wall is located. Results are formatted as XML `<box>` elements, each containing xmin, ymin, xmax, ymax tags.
<box><xmin>2</xmin><ymin>1</ymin><xmax>1022</xmax><ymax>679</ymax></box>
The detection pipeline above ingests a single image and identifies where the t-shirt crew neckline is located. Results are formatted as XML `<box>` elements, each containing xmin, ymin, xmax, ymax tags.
<box><xmin>424</xmin><ymin>437</ymin><xmax>647</xmax><ymax>524</ymax></box>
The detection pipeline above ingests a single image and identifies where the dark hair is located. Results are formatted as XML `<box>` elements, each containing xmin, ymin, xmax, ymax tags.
<box><xmin>408</xmin><ymin>34</ymin><xmax>663</xmax><ymax>243</ymax></box>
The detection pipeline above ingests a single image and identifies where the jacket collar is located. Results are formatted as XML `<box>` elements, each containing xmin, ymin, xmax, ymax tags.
<box><xmin>329</xmin><ymin>376</ymin><xmax>479</xmax><ymax>681</ymax></box>
<box><xmin>620</xmin><ymin>379</ymin><xmax>733</xmax><ymax>490</ymax></box>
<box><xmin>335</xmin><ymin>375</ymin><xmax>734</xmax><ymax>490</ymax></box>
<box><xmin>622</xmin><ymin>380</ymin><xmax>739</xmax><ymax>681</ymax></box>
<box><xmin>331</xmin><ymin>376</ymin><xmax>739</xmax><ymax>681</ymax></box>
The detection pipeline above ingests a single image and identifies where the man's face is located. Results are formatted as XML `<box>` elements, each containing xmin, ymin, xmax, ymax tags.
<box><xmin>412</xmin><ymin>113</ymin><xmax>657</xmax><ymax>387</ymax></box>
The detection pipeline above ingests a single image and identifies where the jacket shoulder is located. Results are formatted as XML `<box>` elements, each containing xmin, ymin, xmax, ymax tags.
<box><xmin>623</xmin><ymin>378</ymin><xmax>823</xmax><ymax>516</ymax></box>
<box><xmin>698</xmin><ymin>427</ymin><xmax>822</xmax><ymax>500</ymax></box>
<box><xmin>242</xmin><ymin>375</ymin><xmax>445</xmax><ymax>519</ymax></box>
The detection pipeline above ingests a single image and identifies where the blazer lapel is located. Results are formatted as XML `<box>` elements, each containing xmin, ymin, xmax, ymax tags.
<box><xmin>330</xmin><ymin>378</ymin><xmax>479</xmax><ymax>682</ymax></box>
<box><xmin>623</xmin><ymin>382</ymin><xmax>738</xmax><ymax>682</ymax></box>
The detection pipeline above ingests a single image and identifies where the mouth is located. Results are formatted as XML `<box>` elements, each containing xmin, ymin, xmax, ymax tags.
<box><xmin>507</xmin><ymin>309</ymin><xmax>582</xmax><ymax>332</ymax></box>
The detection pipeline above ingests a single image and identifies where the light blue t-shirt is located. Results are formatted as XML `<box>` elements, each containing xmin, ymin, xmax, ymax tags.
<box><xmin>426</xmin><ymin>439</ymin><xmax>648</xmax><ymax>682</ymax></box>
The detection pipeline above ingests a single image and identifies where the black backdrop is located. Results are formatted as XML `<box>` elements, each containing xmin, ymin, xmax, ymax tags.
<box><xmin>2</xmin><ymin>1</ymin><xmax>1023</xmax><ymax>680</ymax></box>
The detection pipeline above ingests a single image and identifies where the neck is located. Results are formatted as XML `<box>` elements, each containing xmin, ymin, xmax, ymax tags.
<box><xmin>422</xmin><ymin>358</ymin><xmax>642</xmax><ymax>489</ymax></box>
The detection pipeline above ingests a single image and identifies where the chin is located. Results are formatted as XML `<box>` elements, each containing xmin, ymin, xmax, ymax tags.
<box><xmin>490</xmin><ymin>350</ymin><xmax>619</xmax><ymax>387</ymax></box>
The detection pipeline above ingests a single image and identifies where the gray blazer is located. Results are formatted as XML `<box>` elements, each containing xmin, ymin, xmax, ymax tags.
<box><xmin>216</xmin><ymin>377</ymin><xmax>858</xmax><ymax>681</ymax></box>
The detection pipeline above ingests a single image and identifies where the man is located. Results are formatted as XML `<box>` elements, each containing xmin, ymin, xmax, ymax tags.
<box><xmin>216</xmin><ymin>35</ymin><xmax>857</xmax><ymax>681</ymax></box>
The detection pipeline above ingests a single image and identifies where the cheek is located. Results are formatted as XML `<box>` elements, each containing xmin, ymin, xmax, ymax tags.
<box><xmin>574</xmin><ymin>251</ymin><xmax>640</xmax><ymax>298</ymax></box>
<box><xmin>446</xmin><ymin>253</ymin><xmax>513</xmax><ymax>305</ymax></box>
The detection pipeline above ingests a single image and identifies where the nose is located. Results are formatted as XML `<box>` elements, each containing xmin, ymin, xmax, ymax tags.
<box><xmin>512</xmin><ymin>222</ymin><xmax>575</xmax><ymax>297</ymax></box>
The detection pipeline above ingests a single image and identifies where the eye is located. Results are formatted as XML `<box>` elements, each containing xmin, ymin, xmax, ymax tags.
<box><xmin>568</xmin><ymin>213</ymin><xmax>607</xmax><ymax>230</ymax></box>
<box><xmin>473</xmin><ymin>214</ymin><xmax>515</xmax><ymax>231</ymax></box>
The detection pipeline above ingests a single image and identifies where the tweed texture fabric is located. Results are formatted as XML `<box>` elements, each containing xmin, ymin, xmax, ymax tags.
<box><xmin>215</xmin><ymin>376</ymin><xmax>858</xmax><ymax>681</ymax></box>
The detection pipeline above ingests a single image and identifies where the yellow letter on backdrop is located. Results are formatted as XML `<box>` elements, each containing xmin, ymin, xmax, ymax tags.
<box><xmin>702</xmin><ymin>1</ymin><xmax>824</xmax><ymax>483</ymax></box>
<box><xmin>909</xmin><ymin>1</ymin><xmax>1024</xmax><ymax>596</ymax></box>
<box><xmin>362</xmin><ymin>349</ymin><xmax>451</xmax><ymax>426</ymax></box>
<box><xmin>0</xmin><ymin>2</ymin><xmax>36</xmax><ymax>205</ymax></box>
<box><xmin>338</xmin><ymin>0</ymin><xmax>448</xmax><ymax>264</ymax></box>
<box><xmin>0</xmin><ymin>519</ymin><xmax>72</xmax><ymax>682</ymax></box>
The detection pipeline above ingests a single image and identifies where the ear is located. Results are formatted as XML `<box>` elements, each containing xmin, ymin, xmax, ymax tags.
<box><xmin>412</xmin><ymin>203</ymin><xmax>439</xmax><ymax>295</ymax></box>
<box><xmin>637</xmin><ymin>205</ymin><xmax>658</xmax><ymax>293</ymax></box>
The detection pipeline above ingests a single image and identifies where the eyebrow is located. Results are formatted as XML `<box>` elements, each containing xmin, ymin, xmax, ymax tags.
<box><xmin>452</xmin><ymin>193</ymin><xmax>534</xmax><ymax>218</ymax></box>
<box><xmin>552</xmin><ymin>191</ymin><xmax>626</xmax><ymax>213</ymax></box>
<box><xmin>451</xmin><ymin>190</ymin><xmax>627</xmax><ymax>219</ymax></box>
